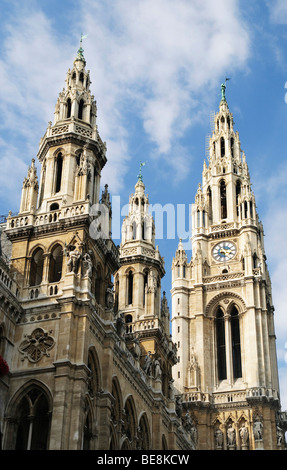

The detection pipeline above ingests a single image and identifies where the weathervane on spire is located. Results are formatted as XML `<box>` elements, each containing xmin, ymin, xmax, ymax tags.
<box><xmin>76</xmin><ymin>32</ymin><xmax>88</xmax><ymax>61</ymax></box>
<box><xmin>137</xmin><ymin>161</ymin><xmax>147</xmax><ymax>183</ymax></box>
<box><xmin>221</xmin><ymin>77</ymin><xmax>231</xmax><ymax>102</ymax></box>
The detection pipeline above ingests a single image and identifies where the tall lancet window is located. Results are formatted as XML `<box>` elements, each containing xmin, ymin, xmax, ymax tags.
<box><xmin>231</xmin><ymin>137</ymin><xmax>234</xmax><ymax>158</ymax></box>
<box><xmin>220</xmin><ymin>180</ymin><xmax>227</xmax><ymax>219</ymax></box>
<box><xmin>236</xmin><ymin>180</ymin><xmax>241</xmax><ymax>217</ymax></box>
<box><xmin>30</xmin><ymin>248</ymin><xmax>44</xmax><ymax>286</ymax></box>
<box><xmin>207</xmin><ymin>186</ymin><xmax>212</xmax><ymax>224</ymax></box>
<box><xmin>128</xmin><ymin>270</ymin><xmax>133</xmax><ymax>305</ymax></box>
<box><xmin>216</xmin><ymin>307</ymin><xmax>227</xmax><ymax>380</ymax></box>
<box><xmin>220</xmin><ymin>137</ymin><xmax>225</xmax><ymax>158</ymax></box>
<box><xmin>66</xmin><ymin>98</ymin><xmax>71</xmax><ymax>118</ymax></box>
<box><xmin>231</xmin><ymin>306</ymin><xmax>242</xmax><ymax>378</ymax></box>
<box><xmin>78</xmin><ymin>99</ymin><xmax>84</xmax><ymax>120</ymax></box>
<box><xmin>48</xmin><ymin>244</ymin><xmax>63</xmax><ymax>283</ymax></box>
<box><xmin>55</xmin><ymin>153</ymin><xmax>63</xmax><ymax>193</ymax></box>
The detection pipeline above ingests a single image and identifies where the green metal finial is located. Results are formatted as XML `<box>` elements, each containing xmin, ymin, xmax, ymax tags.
<box><xmin>76</xmin><ymin>33</ymin><xmax>88</xmax><ymax>61</ymax></box>
<box><xmin>221</xmin><ymin>77</ymin><xmax>231</xmax><ymax>102</ymax></box>
<box><xmin>221</xmin><ymin>82</ymin><xmax>226</xmax><ymax>102</ymax></box>
<box><xmin>137</xmin><ymin>161</ymin><xmax>146</xmax><ymax>182</ymax></box>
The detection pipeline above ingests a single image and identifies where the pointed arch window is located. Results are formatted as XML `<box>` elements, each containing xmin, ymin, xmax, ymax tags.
<box><xmin>216</xmin><ymin>307</ymin><xmax>227</xmax><ymax>380</ymax></box>
<box><xmin>30</xmin><ymin>248</ymin><xmax>44</xmax><ymax>286</ymax></box>
<box><xmin>95</xmin><ymin>265</ymin><xmax>102</xmax><ymax>304</ymax></box>
<box><xmin>48</xmin><ymin>244</ymin><xmax>63</xmax><ymax>283</ymax></box>
<box><xmin>78</xmin><ymin>99</ymin><xmax>84</xmax><ymax>120</ymax></box>
<box><xmin>15</xmin><ymin>389</ymin><xmax>51</xmax><ymax>450</ymax></box>
<box><xmin>231</xmin><ymin>137</ymin><xmax>234</xmax><ymax>158</ymax></box>
<box><xmin>220</xmin><ymin>137</ymin><xmax>225</xmax><ymax>158</ymax></box>
<box><xmin>132</xmin><ymin>221</ymin><xmax>137</xmax><ymax>240</ymax></box>
<box><xmin>207</xmin><ymin>186</ymin><xmax>212</xmax><ymax>224</ymax></box>
<box><xmin>143</xmin><ymin>271</ymin><xmax>148</xmax><ymax>305</ymax></box>
<box><xmin>54</xmin><ymin>153</ymin><xmax>63</xmax><ymax>193</ymax></box>
<box><xmin>236</xmin><ymin>180</ymin><xmax>241</xmax><ymax>216</ymax></box>
<box><xmin>66</xmin><ymin>98</ymin><xmax>71</xmax><ymax>118</ymax></box>
<box><xmin>128</xmin><ymin>270</ymin><xmax>133</xmax><ymax>305</ymax></box>
<box><xmin>231</xmin><ymin>306</ymin><xmax>242</xmax><ymax>378</ymax></box>
<box><xmin>220</xmin><ymin>180</ymin><xmax>227</xmax><ymax>219</ymax></box>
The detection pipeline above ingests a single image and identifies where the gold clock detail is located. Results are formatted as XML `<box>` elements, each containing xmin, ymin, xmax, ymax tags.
<box><xmin>212</xmin><ymin>241</ymin><xmax>236</xmax><ymax>262</ymax></box>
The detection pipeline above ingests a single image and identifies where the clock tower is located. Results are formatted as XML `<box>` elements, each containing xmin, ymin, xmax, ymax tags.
<box><xmin>171</xmin><ymin>83</ymin><xmax>284</xmax><ymax>450</ymax></box>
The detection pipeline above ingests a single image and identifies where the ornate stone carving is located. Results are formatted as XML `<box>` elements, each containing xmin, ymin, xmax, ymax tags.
<box><xmin>19</xmin><ymin>328</ymin><xmax>55</xmax><ymax>363</ymax></box>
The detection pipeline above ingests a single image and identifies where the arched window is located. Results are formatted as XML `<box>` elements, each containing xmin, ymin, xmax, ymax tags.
<box><xmin>50</xmin><ymin>203</ymin><xmax>59</xmax><ymax>211</ymax></box>
<box><xmin>55</xmin><ymin>153</ymin><xmax>63</xmax><ymax>193</ymax></box>
<box><xmin>207</xmin><ymin>186</ymin><xmax>212</xmax><ymax>224</ymax></box>
<box><xmin>220</xmin><ymin>137</ymin><xmax>225</xmax><ymax>158</ymax></box>
<box><xmin>66</xmin><ymin>98</ymin><xmax>71</xmax><ymax>118</ymax></box>
<box><xmin>220</xmin><ymin>180</ymin><xmax>227</xmax><ymax>219</ymax></box>
<box><xmin>231</xmin><ymin>137</ymin><xmax>234</xmax><ymax>158</ymax></box>
<box><xmin>30</xmin><ymin>248</ymin><xmax>44</xmax><ymax>286</ymax></box>
<box><xmin>48</xmin><ymin>244</ymin><xmax>63</xmax><ymax>283</ymax></box>
<box><xmin>125</xmin><ymin>314</ymin><xmax>133</xmax><ymax>334</ymax></box>
<box><xmin>78</xmin><ymin>99</ymin><xmax>84</xmax><ymax>120</ymax></box>
<box><xmin>244</xmin><ymin>200</ymin><xmax>248</xmax><ymax>219</ymax></box>
<box><xmin>141</xmin><ymin>221</ymin><xmax>145</xmax><ymax>240</ymax></box>
<box><xmin>231</xmin><ymin>306</ymin><xmax>242</xmax><ymax>378</ymax></box>
<box><xmin>83</xmin><ymin>402</ymin><xmax>93</xmax><ymax>450</ymax></box>
<box><xmin>15</xmin><ymin>389</ymin><xmax>51</xmax><ymax>450</ymax></box>
<box><xmin>138</xmin><ymin>414</ymin><xmax>151</xmax><ymax>450</ymax></box>
<box><xmin>114</xmin><ymin>275</ymin><xmax>119</xmax><ymax>312</ymax></box>
<box><xmin>95</xmin><ymin>266</ymin><xmax>102</xmax><ymax>304</ymax></box>
<box><xmin>128</xmin><ymin>271</ymin><xmax>133</xmax><ymax>305</ymax></box>
<box><xmin>216</xmin><ymin>307</ymin><xmax>227</xmax><ymax>381</ymax></box>
<box><xmin>236</xmin><ymin>180</ymin><xmax>241</xmax><ymax>216</ymax></box>
<box><xmin>143</xmin><ymin>271</ymin><xmax>148</xmax><ymax>305</ymax></box>
<box><xmin>132</xmin><ymin>221</ymin><xmax>137</xmax><ymax>240</ymax></box>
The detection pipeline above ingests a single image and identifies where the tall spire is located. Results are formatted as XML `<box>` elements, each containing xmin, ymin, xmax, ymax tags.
<box><xmin>137</xmin><ymin>161</ymin><xmax>146</xmax><ymax>183</ymax></box>
<box><xmin>220</xmin><ymin>78</ymin><xmax>231</xmax><ymax>103</ymax></box>
<box><xmin>75</xmin><ymin>33</ymin><xmax>88</xmax><ymax>64</ymax></box>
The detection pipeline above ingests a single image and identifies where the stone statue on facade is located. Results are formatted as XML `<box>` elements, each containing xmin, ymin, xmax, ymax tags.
<box><xmin>67</xmin><ymin>246</ymin><xmax>81</xmax><ymax>273</ymax></box>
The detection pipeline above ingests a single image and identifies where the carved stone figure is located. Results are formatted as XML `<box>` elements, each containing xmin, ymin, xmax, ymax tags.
<box><xmin>253</xmin><ymin>418</ymin><xmax>263</xmax><ymax>441</ymax></box>
<box><xmin>154</xmin><ymin>358</ymin><xmax>162</xmax><ymax>379</ymax></box>
<box><xmin>144</xmin><ymin>351</ymin><xmax>152</xmax><ymax>375</ymax></box>
<box><xmin>82</xmin><ymin>252</ymin><xmax>92</xmax><ymax>278</ymax></box>
<box><xmin>67</xmin><ymin>246</ymin><xmax>81</xmax><ymax>273</ymax></box>
<box><xmin>239</xmin><ymin>422</ymin><xmax>249</xmax><ymax>446</ymax></box>
<box><xmin>215</xmin><ymin>428</ymin><xmax>223</xmax><ymax>448</ymax></box>
<box><xmin>227</xmin><ymin>423</ymin><xmax>235</xmax><ymax>446</ymax></box>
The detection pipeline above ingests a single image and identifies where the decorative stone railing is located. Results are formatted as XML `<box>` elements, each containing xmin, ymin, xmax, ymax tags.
<box><xmin>39</xmin><ymin>120</ymin><xmax>107</xmax><ymax>155</ymax></box>
<box><xmin>246</xmin><ymin>387</ymin><xmax>279</xmax><ymax>401</ymax></box>
<box><xmin>7</xmin><ymin>203</ymin><xmax>89</xmax><ymax>230</ymax></box>
<box><xmin>203</xmin><ymin>272</ymin><xmax>244</xmax><ymax>284</ymax></box>
<box><xmin>180</xmin><ymin>387</ymin><xmax>279</xmax><ymax>406</ymax></box>
<box><xmin>125</xmin><ymin>318</ymin><xmax>160</xmax><ymax>335</ymax></box>
<box><xmin>120</xmin><ymin>244</ymin><xmax>164</xmax><ymax>266</ymax></box>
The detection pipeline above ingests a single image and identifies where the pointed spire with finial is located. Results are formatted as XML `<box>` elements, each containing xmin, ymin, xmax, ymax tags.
<box><xmin>137</xmin><ymin>161</ymin><xmax>146</xmax><ymax>183</ymax></box>
<box><xmin>75</xmin><ymin>33</ymin><xmax>88</xmax><ymax>64</ymax></box>
<box><xmin>220</xmin><ymin>77</ymin><xmax>231</xmax><ymax>103</ymax></box>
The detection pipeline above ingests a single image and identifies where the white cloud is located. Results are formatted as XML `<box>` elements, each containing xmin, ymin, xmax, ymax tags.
<box><xmin>81</xmin><ymin>0</ymin><xmax>250</xmax><ymax>186</ymax></box>
<box><xmin>0</xmin><ymin>0</ymin><xmax>250</xmax><ymax>204</ymax></box>
<box><xmin>267</xmin><ymin>0</ymin><xmax>287</xmax><ymax>24</ymax></box>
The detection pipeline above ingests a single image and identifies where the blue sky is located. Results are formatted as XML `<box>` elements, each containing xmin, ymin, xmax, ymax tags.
<box><xmin>1</xmin><ymin>0</ymin><xmax>287</xmax><ymax>409</ymax></box>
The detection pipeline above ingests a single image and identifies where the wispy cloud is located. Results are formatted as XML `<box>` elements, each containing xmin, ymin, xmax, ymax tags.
<box><xmin>81</xmin><ymin>0</ymin><xmax>250</xmax><ymax>190</ymax></box>
<box><xmin>0</xmin><ymin>0</ymin><xmax>251</xmax><ymax>206</ymax></box>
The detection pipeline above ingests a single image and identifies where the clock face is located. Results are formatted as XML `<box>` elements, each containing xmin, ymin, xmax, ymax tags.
<box><xmin>212</xmin><ymin>241</ymin><xmax>236</xmax><ymax>262</ymax></box>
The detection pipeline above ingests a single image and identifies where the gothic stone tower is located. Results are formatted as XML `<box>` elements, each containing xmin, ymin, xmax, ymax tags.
<box><xmin>115</xmin><ymin>172</ymin><xmax>177</xmax><ymax>401</ymax></box>
<box><xmin>171</xmin><ymin>83</ymin><xmax>284</xmax><ymax>450</ymax></box>
<box><xmin>1</xmin><ymin>43</ymin><xmax>190</xmax><ymax>451</ymax></box>
<box><xmin>3</xmin><ymin>43</ymin><xmax>120</xmax><ymax>450</ymax></box>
